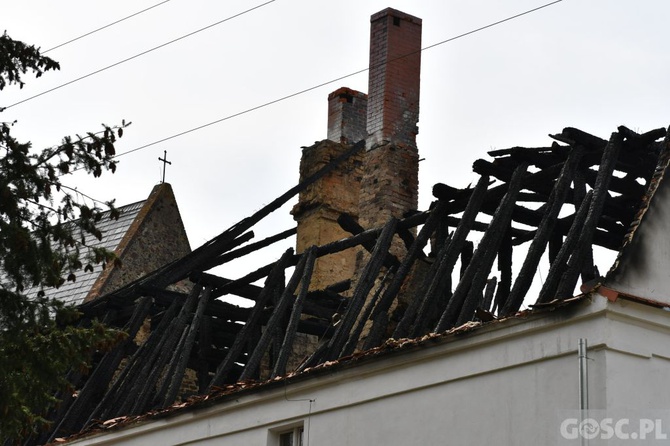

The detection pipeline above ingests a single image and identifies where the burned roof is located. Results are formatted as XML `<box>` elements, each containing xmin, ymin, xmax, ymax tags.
<box><xmin>20</xmin><ymin>124</ymin><xmax>670</xmax><ymax>445</ymax></box>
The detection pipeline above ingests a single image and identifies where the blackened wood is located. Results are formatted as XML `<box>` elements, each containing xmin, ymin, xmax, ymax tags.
<box><xmin>272</xmin><ymin>247</ymin><xmax>317</xmax><ymax>378</ymax></box>
<box><xmin>618</xmin><ymin>126</ymin><xmax>666</xmax><ymax>147</ymax></box>
<box><xmin>552</xmin><ymin>127</ymin><xmax>608</xmax><ymax>151</ymax></box>
<box><xmin>326</xmin><ymin>218</ymin><xmax>398</xmax><ymax>360</ymax></box>
<box><xmin>89</xmin><ymin>297</ymin><xmax>182</xmax><ymax>422</ymax></box>
<box><xmin>324</xmin><ymin>279</ymin><xmax>351</xmax><ymax>294</ymax></box>
<box><xmin>240</xmin><ymin>251</ymin><xmax>310</xmax><ymax>381</ymax></box>
<box><xmin>197</xmin><ymin>315</ymin><xmax>213</xmax><ymax>392</ymax></box>
<box><xmin>208</xmin><ymin>249</ymin><xmax>295</xmax><ymax>389</ymax></box>
<box><xmin>460</xmin><ymin>241</ymin><xmax>473</xmax><ymax>279</ymax></box>
<box><xmin>198</xmin><ymin>272</ymin><xmax>343</xmax><ymax>320</ymax></box>
<box><xmin>337</xmin><ymin>213</ymin><xmax>371</xmax><ymax>248</ymax></box>
<box><xmin>363</xmin><ymin>202</ymin><xmax>446</xmax><ymax>348</ymax></box>
<box><xmin>535</xmin><ymin>191</ymin><xmax>593</xmax><ymax>304</ymax></box>
<box><xmin>555</xmin><ymin>133</ymin><xmax>622</xmax><ymax>299</ymax></box>
<box><xmin>549</xmin><ymin>232</ymin><xmax>562</xmax><ymax>265</ymax></box>
<box><xmin>337</xmin><ymin>212</ymin><xmax>400</xmax><ymax>269</ymax></box>
<box><xmin>203</xmin><ymin>228</ymin><xmax>297</xmax><ymax>271</ymax></box>
<box><xmin>454</xmin><ymin>164</ymin><xmax>528</xmax><ymax>327</ymax></box>
<box><xmin>145</xmin><ymin>231</ymin><xmax>254</xmax><ymax>291</ymax></box>
<box><xmin>408</xmin><ymin>175</ymin><xmax>490</xmax><ymax>336</ymax></box>
<box><xmin>346</xmin><ymin>266</ymin><xmax>395</xmax><ymax>354</ymax></box>
<box><xmin>493</xmin><ymin>224</ymin><xmax>513</xmax><ymax>315</ymax></box>
<box><xmin>501</xmin><ymin>146</ymin><xmax>583</xmax><ymax>316</ymax></box>
<box><xmin>160</xmin><ymin>286</ymin><xmax>212</xmax><ymax>407</ymax></box>
<box><xmin>126</xmin><ymin>283</ymin><xmax>203</xmax><ymax>416</ymax></box>
<box><xmin>49</xmin><ymin>296</ymin><xmax>153</xmax><ymax>439</ymax></box>
<box><xmin>572</xmin><ymin>170</ymin><xmax>595</xmax><ymax>283</ymax></box>
<box><xmin>314</xmin><ymin>211</ymin><xmax>428</xmax><ymax>259</ymax></box>
<box><xmin>445</xmin><ymin>216</ymin><xmax>529</xmax><ymax>238</ymax></box>
<box><xmin>437</xmin><ymin>164</ymin><xmax>527</xmax><ymax>331</ymax></box>
<box><xmin>211</xmin><ymin>255</ymin><xmax>299</xmax><ymax>300</ymax></box>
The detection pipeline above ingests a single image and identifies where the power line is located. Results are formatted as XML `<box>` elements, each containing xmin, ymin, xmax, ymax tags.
<box><xmin>114</xmin><ymin>0</ymin><xmax>564</xmax><ymax>159</ymax></box>
<box><xmin>42</xmin><ymin>0</ymin><xmax>174</xmax><ymax>54</ymax></box>
<box><xmin>3</xmin><ymin>0</ymin><xmax>276</xmax><ymax>110</ymax></box>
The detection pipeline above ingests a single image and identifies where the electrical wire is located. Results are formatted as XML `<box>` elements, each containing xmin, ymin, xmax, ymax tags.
<box><xmin>41</xmin><ymin>0</ymin><xmax>174</xmax><ymax>54</ymax></box>
<box><xmin>3</xmin><ymin>0</ymin><xmax>276</xmax><ymax>110</ymax></box>
<box><xmin>113</xmin><ymin>0</ymin><xmax>564</xmax><ymax>159</ymax></box>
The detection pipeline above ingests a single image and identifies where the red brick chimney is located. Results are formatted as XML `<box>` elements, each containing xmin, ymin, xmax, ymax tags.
<box><xmin>365</xmin><ymin>8</ymin><xmax>422</xmax><ymax>149</ymax></box>
<box><xmin>359</xmin><ymin>8</ymin><xmax>422</xmax><ymax>230</ymax></box>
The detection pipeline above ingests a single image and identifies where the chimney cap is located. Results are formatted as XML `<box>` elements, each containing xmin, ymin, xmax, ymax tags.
<box><xmin>328</xmin><ymin>87</ymin><xmax>368</xmax><ymax>101</ymax></box>
<box><xmin>370</xmin><ymin>8</ymin><xmax>422</xmax><ymax>25</ymax></box>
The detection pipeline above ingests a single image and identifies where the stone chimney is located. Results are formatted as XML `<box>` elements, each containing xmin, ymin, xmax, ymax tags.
<box><xmin>360</xmin><ymin>8</ymin><xmax>422</xmax><ymax>229</ymax></box>
<box><xmin>291</xmin><ymin>139</ymin><xmax>364</xmax><ymax>290</ymax></box>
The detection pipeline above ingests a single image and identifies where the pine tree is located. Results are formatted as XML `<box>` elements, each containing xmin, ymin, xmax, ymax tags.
<box><xmin>0</xmin><ymin>32</ymin><xmax>128</xmax><ymax>440</ymax></box>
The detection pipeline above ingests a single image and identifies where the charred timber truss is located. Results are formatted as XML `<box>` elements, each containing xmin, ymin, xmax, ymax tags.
<box><xmin>29</xmin><ymin>126</ymin><xmax>670</xmax><ymax>444</ymax></box>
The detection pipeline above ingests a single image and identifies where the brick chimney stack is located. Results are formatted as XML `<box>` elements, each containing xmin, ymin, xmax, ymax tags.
<box><xmin>327</xmin><ymin>87</ymin><xmax>368</xmax><ymax>145</ymax></box>
<box><xmin>359</xmin><ymin>8</ymin><xmax>422</xmax><ymax>230</ymax></box>
<box><xmin>366</xmin><ymin>8</ymin><xmax>422</xmax><ymax>149</ymax></box>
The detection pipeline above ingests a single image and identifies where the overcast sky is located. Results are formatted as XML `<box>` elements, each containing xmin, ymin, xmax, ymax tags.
<box><xmin>3</xmin><ymin>0</ymin><xmax>670</xmax><ymax>287</ymax></box>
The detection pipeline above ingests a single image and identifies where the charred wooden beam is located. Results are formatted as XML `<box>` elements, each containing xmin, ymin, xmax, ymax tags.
<box><xmin>364</xmin><ymin>202</ymin><xmax>447</xmax><ymax>349</ymax></box>
<box><xmin>272</xmin><ymin>247</ymin><xmax>317</xmax><ymax>378</ymax></box>
<box><xmin>202</xmin><ymin>228</ymin><xmax>297</xmax><ymax>271</ymax></box>
<box><xmin>208</xmin><ymin>249</ymin><xmax>295</xmax><ymax>389</ymax></box>
<box><xmin>49</xmin><ymin>296</ymin><xmax>153</xmax><ymax>440</ymax></box>
<box><xmin>159</xmin><ymin>286</ymin><xmax>212</xmax><ymax>408</ymax></box>
<box><xmin>344</xmin><ymin>266</ymin><xmax>395</xmax><ymax>356</ymax></box>
<box><xmin>551</xmin><ymin>127</ymin><xmax>607</xmax><ymax>151</ymax></box>
<box><xmin>240</xmin><ymin>250</ymin><xmax>312</xmax><ymax>381</ymax></box>
<box><xmin>326</xmin><ymin>218</ymin><xmax>398</xmax><ymax>360</ymax></box>
<box><xmin>460</xmin><ymin>241</ymin><xmax>473</xmax><ymax>279</ymax></box>
<box><xmin>408</xmin><ymin>175</ymin><xmax>490</xmax><ymax>337</ymax></box>
<box><xmin>492</xmin><ymin>224</ymin><xmax>513</xmax><ymax>315</ymax></box>
<box><xmin>501</xmin><ymin>146</ymin><xmax>583</xmax><ymax>316</ymax></box>
<box><xmin>337</xmin><ymin>213</ymin><xmax>400</xmax><ymax>268</ymax></box>
<box><xmin>555</xmin><ymin>133</ymin><xmax>623</xmax><ymax>299</ymax></box>
<box><xmin>437</xmin><ymin>164</ymin><xmax>528</xmax><ymax>331</ymax></box>
<box><xmin>536</xmin><ymin>191</ymin><xmax>593</xmax><ymax>304</ymax></box>
<box><xmin>89</xmin><ymin>296</ymin><xmax>182</xmax><ymax>423</ymax></box>
<box><xmin>127</xmin><ymin>283</ymin><xmax>203</xmax><ymax>416</ymax></box>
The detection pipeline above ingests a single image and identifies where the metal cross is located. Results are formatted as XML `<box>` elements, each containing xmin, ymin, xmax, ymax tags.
<box><xmin>158</xmin><ymin>150</ymin><xmax>172</xmax><ymax>183</ymax></box>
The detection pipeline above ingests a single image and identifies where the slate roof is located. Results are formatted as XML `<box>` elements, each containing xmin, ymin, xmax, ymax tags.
<box><xmin>23</xmin><ymin>200</ymin><xmax>145</xmax><ymax>306</ymax></box>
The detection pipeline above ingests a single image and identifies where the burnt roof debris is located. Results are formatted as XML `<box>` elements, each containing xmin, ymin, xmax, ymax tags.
<box><xmin>21</xmin><ymin>125</ymin><xmax>670</xmax><ymax>445</ymax></box>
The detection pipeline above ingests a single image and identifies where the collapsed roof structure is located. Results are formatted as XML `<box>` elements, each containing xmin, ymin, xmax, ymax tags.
<box><xmin>14</xmin><ymin>7</ymin><xmax>670</xmax><ymax>446</ymax></box>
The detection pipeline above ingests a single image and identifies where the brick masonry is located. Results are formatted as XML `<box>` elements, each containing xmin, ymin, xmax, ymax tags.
<box><xmin>366</xmin><ymin>8</ymin><xmax>422</xmax><ymax>149</ymax></box>
<box><xmin>327</xmin><ymin>87</ymin><xmax>368</xmax><ymax>145</ymax></box>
